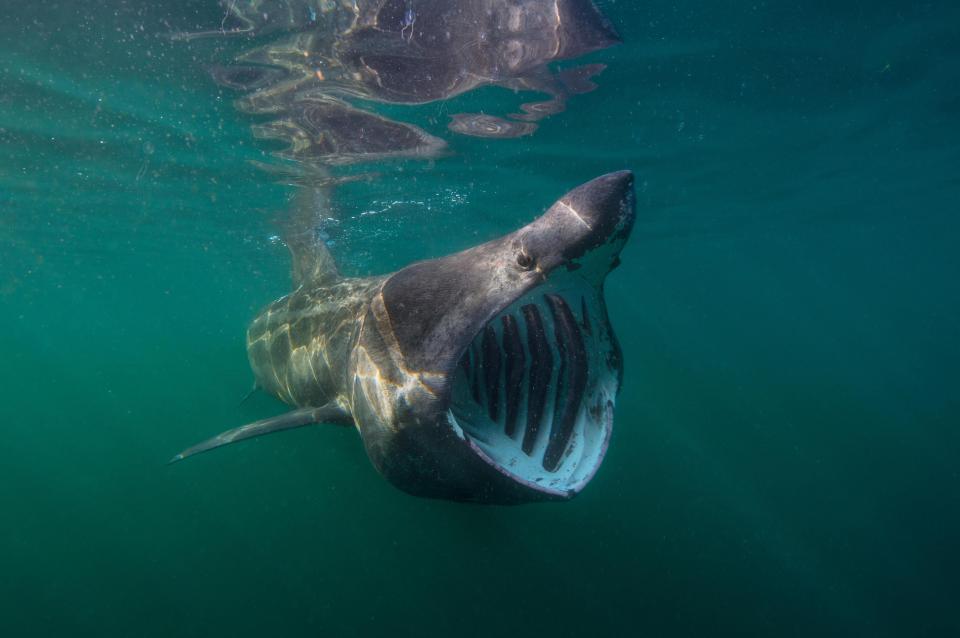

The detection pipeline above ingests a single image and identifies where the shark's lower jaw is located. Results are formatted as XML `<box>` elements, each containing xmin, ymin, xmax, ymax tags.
<box><xmin>446</xmin><ymin>278</ymin><xmax>619</xmax><ymax>498</ymax></box>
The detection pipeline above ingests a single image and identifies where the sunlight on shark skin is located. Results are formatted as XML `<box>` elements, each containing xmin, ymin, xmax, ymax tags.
<box><xmin>171</xmin><ymin>172</ymin><xmax>636</xmax><ymax>504</ymax></box>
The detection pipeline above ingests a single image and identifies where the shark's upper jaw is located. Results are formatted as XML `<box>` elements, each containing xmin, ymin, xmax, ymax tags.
<box><xmin>445</xmin><ymin>271</ymin><xmax>620</xmax><ymax>497</ymax></box>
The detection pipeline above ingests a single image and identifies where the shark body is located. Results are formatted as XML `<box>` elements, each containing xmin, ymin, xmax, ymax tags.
<box><xmin>173</xmin><ymin>171</ymin><xmax>635</xmax><ymax>503</ymax></box>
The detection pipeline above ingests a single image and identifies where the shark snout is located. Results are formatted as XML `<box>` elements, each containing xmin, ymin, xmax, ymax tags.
<box><xmin>517</xmin><ymin>170</ymin><xmax>635</xmax><ymax>275</ymax></box>
<box><xmin>561</xmin><ymin>170</ymin><xmax>634</xmax><ymax>227</ymax></box>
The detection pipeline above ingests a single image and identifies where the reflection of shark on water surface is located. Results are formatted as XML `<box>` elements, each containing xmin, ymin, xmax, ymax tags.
<box><xmin>171</xmin><ymin>1</ymin><xmax>635</xmax><ymax>503</ymax></box>
<box><xmin>195</xmin><ymin>0</ymin><xmax>622</xmax><ymax>153</ymax></box>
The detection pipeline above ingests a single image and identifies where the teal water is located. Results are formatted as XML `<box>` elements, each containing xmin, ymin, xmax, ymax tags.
<box><xmin>2</xmin><ymin>1</ymin><xmax>959</xmax><ymax>636</ymax></box>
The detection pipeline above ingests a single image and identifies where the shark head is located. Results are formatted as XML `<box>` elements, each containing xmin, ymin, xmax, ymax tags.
<box><xmin>350</xmin><ymin>171</ymin><xmax>635</xmax><ymax>503</ymax></box>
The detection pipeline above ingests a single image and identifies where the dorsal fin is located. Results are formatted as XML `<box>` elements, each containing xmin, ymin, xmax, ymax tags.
<box><xmin>284</xmin><ymin>186</ymin><xmax>340</xmax><ymax>288</ymax></box>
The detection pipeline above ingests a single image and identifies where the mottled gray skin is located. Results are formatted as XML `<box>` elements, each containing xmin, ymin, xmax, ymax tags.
<box><xmin>243</xmin><ymin>171</ymin><xmax>635</xmax><ymax>503</ymax></box>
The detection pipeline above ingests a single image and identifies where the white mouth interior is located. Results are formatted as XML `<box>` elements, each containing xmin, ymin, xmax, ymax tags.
<box><xmin>446</xmin><ymin>278</ymin><xmax>619</xmax><ymax>496</ymax></box>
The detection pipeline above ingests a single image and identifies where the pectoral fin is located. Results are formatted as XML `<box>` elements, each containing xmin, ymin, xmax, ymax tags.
<box><xmin>168</xmin><ymin>404</ymin><xmax>352</xmax><ymax>464</ymax></box>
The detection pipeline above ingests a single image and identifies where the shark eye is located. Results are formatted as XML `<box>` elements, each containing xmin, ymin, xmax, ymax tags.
<box><xmin>516</xmin><ymin>251</ymin><xmax>534</xmax><ymax>270</ymax></box>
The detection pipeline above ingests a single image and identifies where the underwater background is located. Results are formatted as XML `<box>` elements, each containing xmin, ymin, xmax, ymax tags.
<box><xmin>1</xmin><ymin>1</ymin><xmax>958</xmax><ymax>636</ymax></box>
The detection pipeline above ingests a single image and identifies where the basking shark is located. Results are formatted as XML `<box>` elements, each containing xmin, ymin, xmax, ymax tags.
<box><xmin>171</xmin><ymin>171</ymin><xmax>635</xmax><ymax>503</ymax></box>
<box><xmin>170</xmin><ymin>0</ymin><xmax>630</xmax><ymax>502</ymax></box>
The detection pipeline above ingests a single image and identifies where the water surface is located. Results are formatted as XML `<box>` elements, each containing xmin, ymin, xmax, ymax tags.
<box><xmin>1</xmin><ymin>1</ymin><xmax>958</xmax><ymax>636</ymax></box>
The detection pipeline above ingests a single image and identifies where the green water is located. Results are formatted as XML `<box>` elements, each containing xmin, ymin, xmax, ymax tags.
<box><xmin>2</xmin><ymin>1</ymin><xmax>958</xmax><ymax>636</ymax></box>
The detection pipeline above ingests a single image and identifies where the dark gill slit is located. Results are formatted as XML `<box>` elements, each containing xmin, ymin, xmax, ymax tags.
<box><xmin>544</xmin><ymin>294</ymin><xmax>588</xmax><ymax>472</ymax></box>
<box><xmin>581</xmin><ymin>296</ymin><xmax>592</xmax><ymax>335</ymax></box>
<box><xmin>521</xmin><ymin>303</ymin><xmax>553</xmax><ymax>455</ymax></box>
<box><xmin>501</xmin><ymin>314</ymin><xmax>525</xmax><ymax>437</ymax></box>
<box><xmin>482</xmin><ymin>324</ymin><xmax>501</xmax><ymax>422</ymax></box>
<box><xmin>470</xmin><ymin>341</ymin><xmax>482</xmax><ymax>404</ymax></box>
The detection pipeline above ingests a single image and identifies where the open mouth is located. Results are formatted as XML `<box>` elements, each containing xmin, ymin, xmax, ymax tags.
<box><xmin>446</xmin><ymin>277</ymin><xmax>619</xmax><ymax>497</ymax></box>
